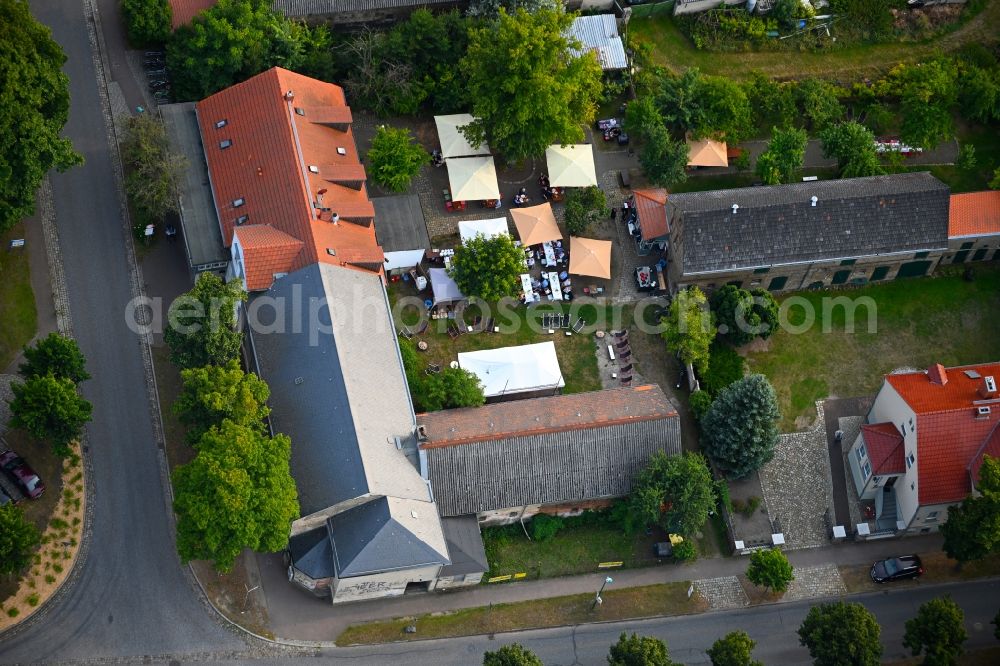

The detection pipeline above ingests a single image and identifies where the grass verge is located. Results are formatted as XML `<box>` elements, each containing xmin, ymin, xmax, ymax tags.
<box><xmin>336</xmin><ymin>580</ymin><xmax>706</xmax><ymax>646</ymax></box>
<box><xmin>839</xmin><ymin>550</ymin><xmax>1000</xmax><ymax>595</ymax></box>
<box><xmin>745</xmin><ymin>265</ymin><xmax>1000</xmax><ymax>431</ymax></box>
<box><xmin>0</xmin><ymin>223</ymin><xmax>38</xmax><ymax>371</ymax></box>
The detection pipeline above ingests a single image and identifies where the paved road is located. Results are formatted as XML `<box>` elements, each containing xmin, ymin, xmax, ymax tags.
<box><xmin>0</xmin><ymin>1</ymin><xmax>243</xmax><ymax>662</ymax></box>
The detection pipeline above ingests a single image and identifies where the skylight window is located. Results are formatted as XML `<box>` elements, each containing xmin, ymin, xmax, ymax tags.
<box><xmin>236</xmin><ymin>214</ymin><xmax>249</xmax><ymax>225</ymax></box>
<box><xmin>233</xmin><ymin>198</ymin><xmax>245</xmax><ymax>208</ymax></box>
<box><xmin>215</xmin><ymin>119</ymin><xmax>228</xmax><ymax>129</ymax></box>
<box><xmin>220</xmin><ymin>139</ymin><xmax>232</xmax><ymax>149</ymax></box>
<box><xmin>308</xmin><ymin>165</ymin><xmax>319</xmax><ymax>174</ymax></box>
<box><xmin>294</xmin><ymin>107</ymin><xmax>305</xmax><ymax>116</ymax></box>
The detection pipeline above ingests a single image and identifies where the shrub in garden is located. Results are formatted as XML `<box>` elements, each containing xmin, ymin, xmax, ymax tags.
<box><xmin>701</xmin><ymin>341</ymin><xmax>745</xmax><ymax>397</ymax></box>
<box><xmin>529</xmin><ymin>514</ymin><xmax>563</xmax><ymax>542</ymax></box>
<box><xmin>689</xmin><ymin>389</ymin><xmax>713</xmax><ymax>420</ymax></box>
<box><xmin>672</xmin><ymin>539</ymin><xmax>697</xmax><ymax>562</ymax></box>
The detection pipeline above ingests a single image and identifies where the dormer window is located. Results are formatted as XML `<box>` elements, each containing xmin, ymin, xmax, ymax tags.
<box><xmin>294</xmin><ymin>107</ymin><xmax>305</xmax><ymax>116</ymax></box>
<box><xmin>220</xmin><ymin>139</ymin><xmax>232</xmax><ymax>149</ymax></box>
<box><xmin>236</xmin><ymin>214</ymin><xmax>249</xmax><ymax>225</ymax></box>
<box><xmin>233</xmin><ymin>198</ymin><xmax>245</xmax><ymax>208</ymax></box>
<box><xmin>215</xmin><ymin>119</ymin><xmax>228</xmax><ymax>129</ymax></box>
<box><xmin>308</xmin><ymin>165</ymin><xmax>319</xmax><ymax>174</ymax></box>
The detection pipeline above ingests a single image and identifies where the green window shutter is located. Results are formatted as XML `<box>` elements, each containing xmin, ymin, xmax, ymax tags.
<box><xmin>832</xmin><ymin>270</ymin><xmax>850</xmax><ymax>285</ymax></box>
<box><xmin>870</xmin><ymin>266</ymin><xmax>890</xmax><ymax>281</ymax></box>
<box><xmin>753</xmin><ymin>267</ymin><xmax>770</xmax><ymax>274</ymax></box>
<box><xmin>960</xmin><ymin>241</ymin><xmax>974</xmax><ymax>250</ymax></box>
<box><xmin>767</xmin><ymin>276</ymin><xmax>788</xmax><ymax>291</ymax></box>
<box><xmin>840</xmin><ymin>259</ymin><xmax>856</xmax><ymax>266</ymax></box>
<box><xmin>973</xmin><ymin>248</ymin><xmax>987</xmax><ymax>261</ymax></box>
<box><xmin>953</xmin><ymin>250</ymin><xmax>970</xmax><ymax>264</ymax></box>
<box><xmin>914</xmin><ymin>251</ymin><xmax>930</xmax><ymax>259</ymax></box>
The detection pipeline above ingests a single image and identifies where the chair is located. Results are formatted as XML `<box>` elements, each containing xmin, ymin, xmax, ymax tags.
<box><xmin>561</xmin><ymin>314</ymin><xmax>571</xmax><ymax>329</ymax></box>
<box><xmin>619</xmin><ymin>363</ymin><xmax>633</xmax><ymax>373</ymax></box>
<box><xmin>414</xmin><ymin>320</ymin><xmax>429</xmax><ymax>335</ymax></box>
<box><xmin>484</xmin><ymin>317</ymin><xmax>495</xmax><ymax>333</ymax></box>
<box><xmin>398</xmin><ymin>328</ymin><xmax>414</xmax><ymax>340</ymax></box>
<box><xmin>619</xmin><ymin>349</ymin><xmax>632</xmax><ymax>360</ymax></box>
<box><xmin>572</xmin><ymin>318</ymin><xmax>585</xmax><ymax>333</ymax></box>
<box><xmin>447</xmin><ymin>325</ymin><xmax>460</xmax><ymax>340</ymax></box>
<box><xmin>616</xmin><ymin>340</ymin><xmax>631</xmax><ymax>350</ymax></box>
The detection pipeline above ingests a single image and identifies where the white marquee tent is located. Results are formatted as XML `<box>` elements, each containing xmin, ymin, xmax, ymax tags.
<box><xmin>428</xmin><ymin>267</ymin><xmax>466</xmax><ymax>305</ymax></box>
<box><xmin>446</xmin><ymin>156</ymin><xmax>501</xmax><ymax>201</ymax></box>
<box><xmin>545</xmin><ymin>144</ymin><xmax>597</xmax><ymax>187</ymax></box>
<box><xmin>434</xmin><ymin>114</ymin><xmax>490</xmax><ymax>159</ymax></box>
<box><xmin>458</xmin><ymin>217</ymin><xmax>510</xmax><ymax>244</ymax></box>
<box><xmin>383</xmin><ymin>249</ymin><xmax>426</xmax><ymax>271</ymax></box>
<box><xmin>458</xmin><ymin>341</ymin><xmax>565</xmax><ymax>399</ymax></box>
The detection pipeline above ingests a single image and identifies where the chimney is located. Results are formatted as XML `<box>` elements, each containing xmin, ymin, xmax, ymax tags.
<box><xmin>416</xmin><ymin>424</ymin><xmax>428</xmax><ymax>441</ymax></box>
<box><xmin>927</xmin><ymin>363</ymin><xmax>948</xmax><ymax>386</ymax></box>
<box><xmin>811</xmin><ymin>196</ymin><xmax>818</xmax><ymax>207</ymax></box>
<box><xmin>980</xmin><ymin>376</ymin><xmax>998</xmax><ymax>398</ymax></box>
<box><xmin>284</xmin><ymin>90</ymin><xmax>294</xmax><ymax>101</ymax></box>
<box><xmin>331</xmin><ymin>212</ymin><xmax>339</xmax><ymax>225</ymax></box>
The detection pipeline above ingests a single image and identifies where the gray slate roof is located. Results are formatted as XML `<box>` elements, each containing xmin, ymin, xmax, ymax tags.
<box><xmin>287</xmin><ymin>525</ymin><xmax>334</xmax><ymax>580</ymax></box>
<box><xmin>329</xmin><ymin>497</ymin><xmax>449</xmax><ymax>578</ymax></box>
<box><xmin>273</xmin><ymin>0</ymin><xmax>455</xmax><ymax>15</ymax></box>
<box><xmin>439</xmin><ymin>515</ymin><xmax>488</xmax><ymax>577</ymax></box>
<box><xmin>668</xmin><ymin>172</ymin><xmax>950</xmax><ymax>275</ymax></box>
<box><xmin>251</xmin><ymin>263</ymin><xmax>430</xmax><ymax>517</ymax></box>
<box><xmin>372</xmin><ymin>194</ymin><xmax>430</xmax><ymax>252</ymax></box>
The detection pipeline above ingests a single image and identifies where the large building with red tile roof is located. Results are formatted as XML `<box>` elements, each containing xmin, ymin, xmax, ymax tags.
<box><xmin>946</xmin><ymin>191</ymin><xmax>1000</xmax><ymax>265</ymax></box>
<box><xmin>168</xmin><ymin>0</ymin><xmax>217</xmax><ymax>29</ymax></box>
<box><xmin>848</xmin><ymin>362</ymin><xmax>1000</xmax><ymax>536</ymax></box>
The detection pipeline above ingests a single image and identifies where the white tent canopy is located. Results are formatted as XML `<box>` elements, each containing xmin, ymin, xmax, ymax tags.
<box><xmin>545</xmin><ymin>144</ymin><xmax>597</xmax><ymax>187</ymax></box>
<box><xmin>434</xmin><ymin>114</ymin><xmax>490</xmax><ymax>159</ymax></box>
<box><xmin>383</xmin><ymin>249</ymin><xmax>426</xmax><ymax>271</ymax></box>
<box><xmin>446</xmin><ymin>156</ymin><xmax>501</xmax><ymax>201</ymax></box>
<box><xmin>458</xmin><ymin>341</ymin><xmax>564</xmax><ymax>398</ymax></box>
<box><xmin>428</xmin><ymin>267</ymin><xmax>466</xmax><ymax>305</ymax></box>
<box><xmin>458</xmin><ymin>217</ymin><xmax>510</xmax><ymax>244</ymax></box>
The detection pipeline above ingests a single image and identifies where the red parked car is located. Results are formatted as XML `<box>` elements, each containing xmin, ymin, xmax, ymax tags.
<box><xmin>0</xmin><ymin>450</ymin><xmax>45</xmax><ymax>499</ymax></box>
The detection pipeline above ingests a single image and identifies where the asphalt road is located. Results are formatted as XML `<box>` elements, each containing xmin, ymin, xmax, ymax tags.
<box><xmin>0</xmin><ymin>1</ymin><xmax>242</xmax><ymax>662</ymax></box>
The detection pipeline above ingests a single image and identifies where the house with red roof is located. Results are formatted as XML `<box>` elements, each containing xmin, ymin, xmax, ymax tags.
<box><xmin>631</xmin><ymin>188</ymin><xmax>669</xmax><ymax>257</ymax></box>
<box><xmin>946</xmin><ymin>190</ymin><xmax>1000</xmax><ymax>265</ymax></box>
<box><xmin>847</xmin><ymin>362</ymin><xmax>1000</xmax><ymax>536</ymax></box>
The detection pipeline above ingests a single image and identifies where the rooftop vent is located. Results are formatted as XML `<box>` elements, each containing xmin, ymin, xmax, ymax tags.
<box><xmin>416</xmin><ymin>425</ymin><xmax>427</xmax><ymax>440</ymax></box>
<box><xmin>410</xmin><ymin>510</ymin><xmax>419</xmax><ymax>519</ymax></box>
<box><xmin>811</xmin><ymin>196</ymin><xmax>818</xmax><ymax>207</ymax></box>
<box><xmin>284</xmin><ymin>90</ymin><xmax>294</xmax><ymax>101</ymax></box>
<box><xmin>331</xmin><ymin>212</ymin><xmax>339</xmax><ymax>225</ymax></box>
<box><xmin>337</xmin><ymin>147</ymin><xmax>347</xmax><ymax>156</ymax></box>
<box><xmin>294</xmin><ymin>107</ymin><xmax>305</xmax><ymax>116</ymax></box>
<box><xmin>326</xmin><ymin>248</ymin><xmax>336</xmax><ymax>256</ymax></box>
<box><xmin>232</xmin><ymin>198</ymin><xmax>245</xmax><ymax>208</ymax></box>
<box><xmin>294</xmin><ymin>376</ymin><xmax>304</xmax><ymax>385</ymax></box>
<box><xmin>308</xmin><ymin>165</ymin><xmax>319</xmax><ymax>174</ymax></box>
<box><xmin>732</xmin><ymin>204</ymin><xmax>739</xmax><ymax>214</ymax></box>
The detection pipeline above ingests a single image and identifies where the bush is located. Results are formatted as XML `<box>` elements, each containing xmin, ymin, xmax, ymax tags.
<box><xmin>529</xmin><ymin>513</ymin><xmax>564</xmax><ymax>541</ymax></box>
<box><xmin>742</xmin><ymin>496</ymin><xmax>761</xmax><ymax>517</ymax></box>
<box><xmin>122</xmin><ymin>0</ymin><xmax>172</xmax><ymax>48</ymax></box>
<box><xmin>673</xmin><ymin>540</ymin><xmax>697</xmax><ymax>562</ymax></box>
<box><xmin>366</xmin><ymin>125</ymin><xmax>428</xmax><ymax>192</ymax></box>
<box><xmin>564</xmin><ymin>186</ymin><xmax>608</xmax><ymax>235</ymax></box>
<box><xmin>689</xmin><ymin>389</ymin><xmax>714</xmax><ymax>420</ymax></box>
<box><xmin>701</xmin><ymin>341</ymin><xmax>745</xmax><ymax>397</ymax></box>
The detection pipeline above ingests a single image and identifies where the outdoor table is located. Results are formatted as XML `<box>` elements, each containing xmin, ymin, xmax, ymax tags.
<box><xmin>417</xmin><ymin>341</ymin><xmax>428</xmax><ymax>351</ymax></box>
<box><xmin>548</xmin><ymin>272</ymin><xmax>562</xmax><ymax>301</ymax></box>
<box><xmin>542</xmin><ymin>242</ymin><xmax>557</xmax><ymax>267</ymax></box>
<box><xmin>520</xmin><ymin>273</ymin><xmax>535</xmax><ymax>303</ymax></box>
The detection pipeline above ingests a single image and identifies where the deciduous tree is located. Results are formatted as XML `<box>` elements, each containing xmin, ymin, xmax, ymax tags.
<box><xmin>164</xmin><ymin>272</ymin><xmax>247</xmax><ymax>370</ymax></box>
<box><xmin>710</xmin><ymin>285</ymin><xmax>761</xmax><ymax>346</ymax></box>
<box><xmin>798</xmin><ymin>602</ymin><xmax>882</xmax><ymax>666</ymax></box>
<box><xmin>640</xmin><ymin>125</ymin><xmax>689</xmax><ymax>188</ymax></box>
<box><xmin>19</xmin><ymin>333</ymin><xmax>90</xmax><ymax>385</ymax></box>
<box><xmin>820</xmin><ymin>121</ymin><xmax>884</xmax><ymax>178</ymax></box>
<box><xmin>903</xmin><ymin>596</ymin><xmax>967</xmax><ymax>666</ymax></box>
<box><xmin>422</xmin><ymin>367</ymin><xmax>486</xmax><ymax>411</ymax></box>
<box><xmin>174</xmin><ymin>360</ymin><xmax>270</xmax><ymax>445</ymax></box>
<box><xmin>742</xmin><ymin>71</ymin><xmax>796</xmax><ymax>129</ymax></box>
<box><xmin>707</xmin><ymin>630</ymin><xmax>763</xmax><ymax>666</ymax></box>
<box><xmin>122</xmin><ymin>0</ymin><xmax>172</xmax><ymax>47</ymax></box>
<box><xmin>692</xmin><ymin>74</ymin><xmax>753</xmax><ymax>143</ymax></box>
<box><xmin>625</xmin><ymin>96</ymin><xmax>665</xmax><ymax>141</ymax></box>
<box><xmin>460</xmin><ymin>7</ymin><xmax>603</xmax><ymax>162</ymax></box>
<box><xmin>563</xmin><ymin>186</ymin><xmax>608</xmax><ymax>235</ymax></box>
<box><xmin>173</xmin><ymin>420</ymin><xmax>299</xmax><ymax>572</ymax></box>
<box><xmin>746</xmin><ymin>548</ymin><xmax>794</xmax><ymax>593</ymax></box>
<box><xmin>941</xmin><ymin>455</ymin><xmax>1000</xmax><ymax>564</ymax></box>
<box><xmin>755</xmin><ymin>126</ymin><xmax>808</xmax><ymax>185</ymax></box>
<box><xmin>121</xmin><ymin>114</ymin><xmax>186</xmax><ymax>233</ymax></box>
<box><xmin>9</xmin><ymin>374</ymin><xmax>93</xmax><ymax>457</ymax></box>
<box><xmin>366</xmin><ymin>126</ymin><xmax>428</xmax><ymax>192</ymax></box>
<box><xmin>0</xmin><ymin>504</ymin><xmax>41</xmax><ymax>575</ymax></box>
<box><xmin>959</xmin><ymin>65</ymin><xmax>1000</xmax><ymax>123</ymax></box>
<box><xmin>0</xmin><ymin>0</ymin><xmax>83</xmax><ymax>235</ymax></box>
<box><xmin>794</xmin><ymin>78</ymin><xmax>844</xmax><ymax>131</ymax></box>
<box><xmin>701</xmin><ymin>374</ymin><xmax>780</xmax><ymax>479</ymax></box>
<box><xmin>630</xmin><ymin>451</ymin><xmax>716</xmax><ymax>536</ymax></box>
<box><xmin>891</xmin><ymin>59</ymin><xmax>958</xmax><ymax>149</ymax></box>
<box><xmin>749</xmin><ymin>289</ymin><xmax>779</xmax><ymax>339</ymax></box>
<box><xmin>467</xmin><ymin>0</ymin><xmax>558</xmax><ymax>20</ymax></box>
<box><xmin>661</xmin><ymin>286</ymin><xmax>713</xmax><ymax>376</ymax></box>
<box><xmin>608</xmin><ymin>632</ymin><xmax>680</xmax><ymax>666</ymax></box>
<box><xmin>483</xmin><ymin>643</ymin><xmax>544</xmax><ymax>666</ymax></box>
<box><xmin>449</xmin><ymin>234</ymin><xmax>526</xmax><ymax>302</ymax></box>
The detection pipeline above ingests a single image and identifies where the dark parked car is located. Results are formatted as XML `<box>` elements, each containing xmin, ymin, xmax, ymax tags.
<box><xmin>870</xmin><ymin>554</ymin><xmax>923</xmax><ymax>583</ymax></box>
<box><xmin>0</xmin><ymin>450</ymin><xmax>45</xmax><ymax>499</ymax></box>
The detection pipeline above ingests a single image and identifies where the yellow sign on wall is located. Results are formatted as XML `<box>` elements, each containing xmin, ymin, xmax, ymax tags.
<box><xmin>598</xmin><ymin>561</ymin><xmax>623</xmax><ymax>569</ymax></box>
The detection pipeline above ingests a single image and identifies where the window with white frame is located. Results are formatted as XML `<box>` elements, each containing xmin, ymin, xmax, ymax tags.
<box><xmin>862</xmin><ymin>461</ymin><xmax>872</xmax><ymax>481</ymax></box>
<box><xmin>873</xmin><ymin>476</ymin><xmax>882</xmax><ymax>486</ymax></box>
<box><xmin>856</xmin><ymin>442</ymin><xmax>867</xmax><ymax>462</ymax></box>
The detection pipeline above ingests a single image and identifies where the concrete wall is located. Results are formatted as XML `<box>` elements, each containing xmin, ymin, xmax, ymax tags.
<box><xmin>435</xmin><ymin>572</ymin><xmax>484</xmax><ymax>589</ymax></box>
<box><xmin>330</xmin><ymin>564</ymin><xmax>442</xmax><ymax>604</ymax></box>
<box><xmin>290</xmin><ymin>493</ymin><xmax>375</xmax><ymax>537</ymax></box>
<box><xmin>906</xmin><ymin>502</ymin><xmax>955</xmax><ymax>534</ymax></box>
<box><xmin>944</xmin><ymin>234</ymin><xmax>1000</xmax><ymax>264</ymax></box>
<box><xmin>476</xmin><ymin>498</ymin><xmax>613</xmax><ymax>527</ymax></box>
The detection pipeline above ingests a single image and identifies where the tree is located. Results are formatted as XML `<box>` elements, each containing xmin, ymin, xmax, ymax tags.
<box><xmin>9</xmin><ymin>375</ymin><xmax>92</xmax><ymax>456</ymax></box>
<box><xmin>794</xmin><ymin>78</ymin><xmax>844</xmax><ymax>131</ymax></box>
<box><xmin>166</xmin><ymin>0</ymin><xmax>326</xmax><ymax>101</ymax></box>
<box><xmin>706</xmin><ymin>630</ymin><xmax>763</xmax><ymax>666</ymax></box>
<box><xmin>449</xmin><ymin>233</ymin><xmax>526</xmax><ymax>302</ymax></box>
<box><xmin>564</xmin><ymin>186</ymin><xmax>608</xmax><ymax>235</ymax></box>
<box><xmin>749</xmin><ymin>289</ymin><xmax>779</xmax><ymax>339</ymax></box>
<box><xmin>630</xmin><ymin>451</ymin><xmax>716</xmax><ymax>536</ymax></box>
<box><xmin>120</xmin><ymin>114</ymin><xmax>186</xmax><ymax>231</ymax></box>
<box><xmin>172</xmin><ymin>420</ymin><xmax>299</xmax><ymax>572</ymax></box>
<box><xmin>164</xmin><ymin>272</ymin><xmax>247</xmax><ymax>370</ymax></box>
<box><xmin>891</xmin><ymin>59</ymin><xmax>958</xmax><ymax>149</ymax></box>
<box><xmin>0</xmin><ymin>0</ymin><xmax>83</xmax><ymax>236</ymax></box>
<box><xmin>900</xmin><ymin>99</ymin><xmax>954</xmax><ymax>151</ymax></box>
<box><xmin>820</xmin><ymin>121</ymin><xmax>884</xmax><ymax>178</ymax></box>
<box><xmin>903</xmin><ymin>596</ymin><xmax>968</xmax><ymax>666</ymax></box>
<box><xmin>460</xmin><ymin>7</ymin><xmax>603</xmax><ymax>162</ymax></box>
<box><xmin>122</xmin><ymin>0</ymin><xmax>172</xmax><ymax>47</ymax></box>
<box><xmin>710</xmin><ymin>285</ymin><xmax>761</xmax><ymax>346</ymax></box>
<box><xmin>625</xmin><ymin>96</ymin><xmax>665</xmax><ymax>141</ymax></box>
<box><xmin>656</xmin><ymin>68</ymin><xmax>705</xmax><ymax>132</ymax></box>
<box><xmin>366</xmin><ymin>125</ymin><xmax>428</xmax><ymax>192</ymax></box>
<box><xmin>956</xmin><ymin>143</ymin><xmax>977</xmax><ymax>172</ymax></box>
<box><xmin>608</xmin><ymin>632</ymin><xmax>679</xmax><ymax>666</ymax></box>
<box><xmin>941</xmin><ymin>456</ymin><xmax>1000</xmax><ymax>564</ymax></box>
<box><xmin>959</xmin><ymin>66</ymin><xmax>1000</xmax><ymax>124</ymax></box>
<box><xmin>755</xmin><ymin>126</ymin><xmax>808</xmax><ymax>185</ymax></box>
<box><xmin>742</xmin><ymin>71</ymin><xmax>796</xmax><ymax>129</ymax></box>
<box><xmin>798</xmin><ymin>602</ymin><xmax>882</xmax><ymax>666</ymax></box>
<box><xmin>661</xmin><ymin>287</ymin><xmax>713</xmax><ymax>377</ymax></box>
<box><xmin>746</xmin><ymin>548</ymin><xmax>794</xmax><ymax>593</ymax></box>
<box><xmin>422</xmin><ymin>366</ymin><xmax>486</xmax><ymax>411</ymax></box>
<box><xmin>701</xmin><ymin>374</ymin><xmax>780</xmax><ymax>479</ymax></box>
<box><xmin>0</xmin><ymin>504</ymin><xmax>41</xmax><ymax>575</ymax></box>
<box><xmin>174</xmin><ymin>361</ymin><xmax>270</xmax><ymax>445</ymax></box>
<box><xmin>992</xmin><ymin>167</ymin><xmax>1000</xmax><ymax>191</ymax></box>
<box><xmin>693</xmin><ymin>74</ymin><xmax>753</xmax><ymax>143</ymax></box>
<box><xmin>482</xmin><ymin>643</ymin><xmax>544</xmax><ymax>666</ymax></box>
<box><xmin>689</xmin><ymin>389</ymin><xmax>713</xmax><ymax>421</ymax></box>
<box><xmin>640</xmin><ymin>125</ymin><xmax>689</xmax><ymax>188</ymax></box>
<box><xmin>18</xmin><ymin>333</ymin><xmax>90</xmax><ymax>385</ymax></box>
<box><xmin>770</xmin><ymin>0</ymin><xmax>812</xmax><ymax>31</ymax></box>
<box><xmin>467</xmin><ymin>0</ymin><xmax>559</xmax><ymax>20</ymax></box>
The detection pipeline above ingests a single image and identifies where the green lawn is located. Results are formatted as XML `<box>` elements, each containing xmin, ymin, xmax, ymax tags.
<box><xmin>0</xmin><ymin>223</ymin><xmax>38</xmax><ymax>371</ymax></box>
<box><xmin>630</xmin><ymin>2</ymin><xmax>999</xmax><ymax>80</ymax></box>
<box><xmin>745</xmin><ymin>266</ymin><xmax>1000</xmax><ymax>431</ymax></box>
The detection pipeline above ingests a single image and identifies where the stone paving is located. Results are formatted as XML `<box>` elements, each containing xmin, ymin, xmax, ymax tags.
<box><xmin>694</xmin><ymin>576</ymin><xmax>750</xmax><ymax>610</ymax></box>
<box><xmin>783</xmin><ymin>563</ymin><xmax>847</xmax><ymax>601</ymax></box>
<box><xmin>758</xmin><ymin>401</ymin><xmax>836</xmax><ymax>550</ymax></box>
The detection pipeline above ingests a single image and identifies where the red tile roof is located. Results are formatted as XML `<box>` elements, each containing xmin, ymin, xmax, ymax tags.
<box><xmin>634</xmin><ymin>188</ymin><xmax>668</xmax><ymax>240</ymax></box>
<box><xmin>885</xmin><ymin>362</ymin><xmax>1000</xmax><ymax>504</ymax></box>
<box><xmin>970</xmin><ymin>422</ymin><xmax>1000</xmax><ymax>490</ymax></box>
<box><xmin>861</xmin><ymin>423</ymin><xmax>905</xmax><ymax>475</ymax></box>
<box><xmin>949</xmin><ymin>191</ymin><xmax>1000</xmax><ymax>238</ymax></box>
<box><xmin>234</xmin><ymin>225</ymin><xmax>304</xmax><ymax>291</ymax></box>
<box><xmin>197</xmin><ymin>67</ymin><xmax>382</xmax><ymax>291</ymax></box>
<box><xmin>168</xmin><ymin>0</ymin><xmax>216</xmax><ymax>29</ymax></box>
<box><xmin>417</xmin><ymin>385</ymin><xmax>677</xmax><ymax>448</ymax></box>
<box><xmin>928</xmin><ymin>363</ymin><xmax>948</xmax><ymax>386</ymax></box>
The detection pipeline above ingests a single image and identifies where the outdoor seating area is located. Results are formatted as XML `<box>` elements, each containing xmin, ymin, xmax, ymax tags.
<box><xmin>519</xmin><ymin>240</ymin><xmax>573</xmax><ymax>304</ymax></box>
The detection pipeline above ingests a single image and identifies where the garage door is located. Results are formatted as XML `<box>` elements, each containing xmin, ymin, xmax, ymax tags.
<box><xmin>896</xmin><ymin>261</ymin><xmax>932</xmax><ymax>278</ymax></box>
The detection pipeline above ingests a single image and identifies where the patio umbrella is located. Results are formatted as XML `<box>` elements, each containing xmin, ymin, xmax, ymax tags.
<box><xmin>446</xmin><ymin>156</ymin><xmax>500</xmax><ymax>201</ymax></box>
<box><xmin>510</xmin><ymin>203</ymin><xmax>562</xmax><ymax>246</ymax></box>
<box><xmin>434</xmin><ymin>114</ymin><xmax>490</xmax><ymax>159</ymax></box>
<box><xmin>569</xmin><ymin>236</ymin><xmax>612</xmax><ymax>279</ymax></box>
<box><xmin>545</xmin><ymin>144</ymin><xmax>597</xmax><ymax>187</ymax></box>
<box><xmin>686</xmin><ymin>138</ymin><xmax>728</xmax><ymax>167</ymax></box>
